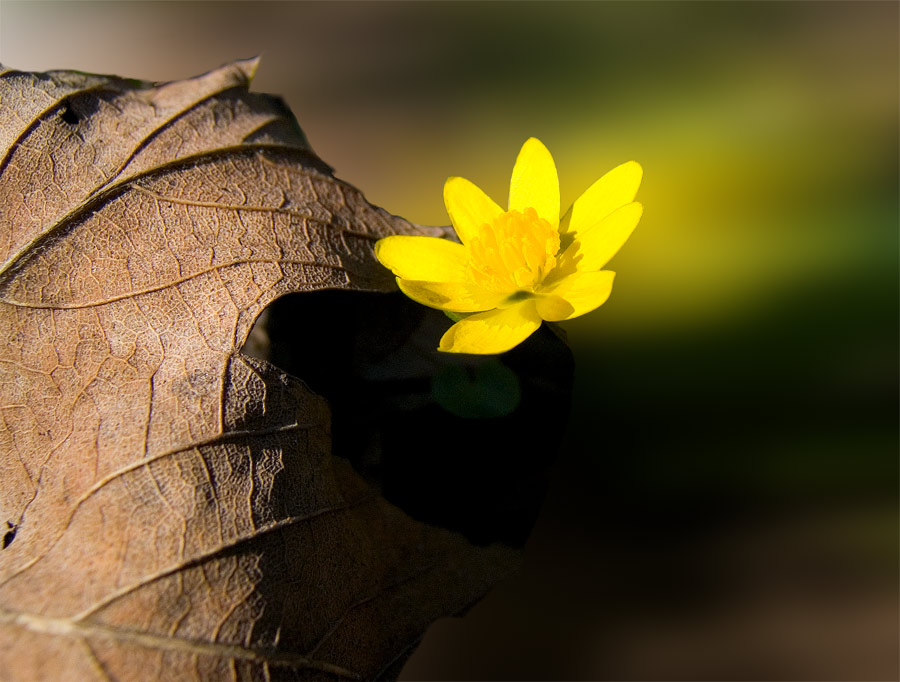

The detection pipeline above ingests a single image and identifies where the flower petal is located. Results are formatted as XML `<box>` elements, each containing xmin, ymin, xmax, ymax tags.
<box><xmin>438</xmin><ymin>300</ymin><xmax>542</xmax><ymax>354</ymax></box>
<box><xmin>541</xmin><ymin>270</ymin><xmax>615</xmax><ymax>321</ymax></box>
<box><xmin>397</xmin><ymin>279</ymin><xmax>506</xmax><ymax>313</ymax></box>
<box><xmin>559</xmin><ymin>202</ymin><xmax>642</xmax><ymax>272</ymax></box>
<box><xmin>534</xmin><ymin>294</ymin><xmax>574</xmax><ymax>322</ymax></box>
<box><xmin>375</xmin><ymin>235</ymin><xmax>468</xmax><ymax>282</ymax></box>
<box><xmin>508</xmin><ymin>137</ymin><xmax>560</xmax><ymax>228</ymax></box>
<box><xmin>443</xmin><ymin>176</ymin><xmax>504</xmax><ymax>245</ymax></box>
<box><xmin>566</xmin><ymin>160</ymin><xmax>642</xmax><ymax>234</ymax></box>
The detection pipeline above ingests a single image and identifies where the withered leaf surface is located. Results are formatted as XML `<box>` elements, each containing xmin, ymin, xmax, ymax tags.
<box><xmin>0</xmin><ymin>60</ymin><xmax>518</xmax><ymax>681</ymax></box>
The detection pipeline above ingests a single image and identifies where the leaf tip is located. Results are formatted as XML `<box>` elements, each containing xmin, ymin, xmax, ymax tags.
<box><xmin>233</xmin><ymin>56</ymin><xmax>261</xmax><ymax>85</ymax></box>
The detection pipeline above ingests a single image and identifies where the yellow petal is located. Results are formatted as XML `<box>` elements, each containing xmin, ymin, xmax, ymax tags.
<box><xmin>375</xmin><ymin>235</ymin><xmax>467</xmax><ymax>282</ymax></box>
<box><xmin>508</xmin><ymin>137</ymin><xmax>560</xmax><ymax>229</ymax></box>
<box><xmin>443</xmin><ymin>176</ymin><xmax>504</xmax><ymax>245</ymax></box>
<box><xmin>438</xmin><ymin>300</ymin><xmax>542</xmax><ymax>354</ymax></box>
<box><xmin>398</xmin><ymin>279</ymin><xmax>506</xmax><ymax>313</ymax></box>
<box><xmin>559</xmin><ymin>202</ymin><xmax>642</xmax><ymax>272</ymax></box>
<box><xmin>541</xmin><ymin>270</ymin><xmax>615</xmax><ymax>321</ymax></box>
<box><xmin>534</xmin><ymin>294</ymin><xmax>574</xmax><ymax>322</ymax></box>
<box><xmin>565</xmin><ymin>160</ymin><xmax>642</xmax><ymax>234</ymax></box>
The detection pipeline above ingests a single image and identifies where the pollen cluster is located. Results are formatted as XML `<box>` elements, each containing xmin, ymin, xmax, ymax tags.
<box><xmin>466</xmin><ymin>207</ymin><xmax>560</xmax><ymax>293</ymax></box>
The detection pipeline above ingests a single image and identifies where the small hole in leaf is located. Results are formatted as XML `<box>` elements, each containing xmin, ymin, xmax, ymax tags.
<box><xmin>2</xmin><ymin>522</ymin><xmax>17</xmax><ymax>549</ymax></box>
<box><xmin>60</xmin><ymin>103</ymin><xmax>80</xmax><ymax>125</ymax></box>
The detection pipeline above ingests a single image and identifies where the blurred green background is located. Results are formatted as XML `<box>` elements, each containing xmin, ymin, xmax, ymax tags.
<box><xmin>2</xmin><ymin>1</ymin><xmax>897</xmax><ymax>679</ymax></box>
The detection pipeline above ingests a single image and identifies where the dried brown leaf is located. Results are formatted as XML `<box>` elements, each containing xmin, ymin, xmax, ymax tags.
<box><xmin>0</xmin><ymin>60</ymin><xmax>518</xmax><ymax>681</ymax></box>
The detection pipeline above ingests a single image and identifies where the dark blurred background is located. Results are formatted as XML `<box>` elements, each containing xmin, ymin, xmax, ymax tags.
<box><xmin>2</xmin><ymin>2</ymin><xmax>896</xmax><ymax>679</ymax></box>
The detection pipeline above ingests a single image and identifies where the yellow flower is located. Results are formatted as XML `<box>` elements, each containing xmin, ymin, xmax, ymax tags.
<box><xmin>375</xmin><ymin>137</ymin><xmax>643</xmax><ymax>354</ymax></box>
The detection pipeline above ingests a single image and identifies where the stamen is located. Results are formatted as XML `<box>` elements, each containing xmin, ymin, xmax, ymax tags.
<box><xmin>466</xmin><ymin>208</ymin><xmax>560</xmax><ymax>293</ymax></box>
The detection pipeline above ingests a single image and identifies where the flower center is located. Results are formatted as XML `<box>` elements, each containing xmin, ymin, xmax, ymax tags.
<box><xmin>466</xmin><ymin>207</ymin><xmax>560</xmax><ymax>293</ymax></box>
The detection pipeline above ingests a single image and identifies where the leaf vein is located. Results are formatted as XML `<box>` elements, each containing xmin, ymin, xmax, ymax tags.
<box><xmin>0</xmin><ymin>607</ymin><xmax>360</xmax><ymax>679</ymax></box>
<box><xmin>0</xmin><ymin>422</ymin><xmax>314</xmax><ymax>588</ymax></box>
<box><xmin>71</xmin><ymin>493</ymin><xmax>377</xmax><ymax>622</ymax></box>
<box><xmin>0</xmin><ymin>259</ymin><xmax>349</xmax><ymax>310</ymax></box>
